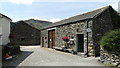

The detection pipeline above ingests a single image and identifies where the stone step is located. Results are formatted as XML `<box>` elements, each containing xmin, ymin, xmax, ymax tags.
<box><xmin>77</xmin><ymin>52</ymin><xmax>85</xmax><ymax>57</ymax></box>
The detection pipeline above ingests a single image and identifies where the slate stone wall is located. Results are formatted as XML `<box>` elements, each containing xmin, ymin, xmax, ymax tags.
<box><xmin>55</xmin><ymin>20</ymin><xmax>93</xmax><ymax>55</ymax></box>
<box><xmin>10</xmin><ymin>21</ymin><xmax>41</xmax><ymax>45</ymax></box>
<box><xmin>41</xmin><ymin>20</ymin><xmax>94</xmax><ymax>56</ymax></box>
<box><xmin>100</xmin><ymin>50</ymin><xmax>120</xmax><ymax>66</ymax></box>
<box><xmin>92</xmin><ymin>8</ymin><xmax>113</xmax><ymax>56</ymax></box>
<box><xmin>93</xmin><ymin>9</ymin><xmax>113</xmax><ymax>44</ymax></box>
<box><xmin>41</xmin><ymin>29</ymin><xmax>48</xmax><ymax>47</ymax></box>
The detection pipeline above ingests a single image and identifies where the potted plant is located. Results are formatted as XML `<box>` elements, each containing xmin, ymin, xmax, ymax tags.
<box><xmin>62</xmin><ymin>36</ymin><xmax>70</xmax><ymax>49</ymax></box>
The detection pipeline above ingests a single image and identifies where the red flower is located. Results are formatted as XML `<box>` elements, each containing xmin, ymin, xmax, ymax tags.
<box><xmin>62</xmin><ymin>36</ymin><xmax>69</xmax><ymax>42</ymax></box>
<box><xmin>62</xmin><ymin>36</ymin><xmax>69</xmax><ymax>40</ymax></box>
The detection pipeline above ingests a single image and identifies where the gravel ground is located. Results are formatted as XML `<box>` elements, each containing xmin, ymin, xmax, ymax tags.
<box><xmin>14</xmin><ymin>46</ymin><xmax>104</xmax><ymax>66</ymax></box>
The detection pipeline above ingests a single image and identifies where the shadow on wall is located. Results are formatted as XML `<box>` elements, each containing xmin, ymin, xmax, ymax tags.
<box><xmin>2</xmin><ymin>51</ymin><xmax>33</xmax><ymax>67</ymax></box>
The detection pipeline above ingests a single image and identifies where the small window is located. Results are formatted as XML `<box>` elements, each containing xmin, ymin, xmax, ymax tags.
<box><xmin>45</xmin><ymin>37</ymin><xmax>47</xmax><ymax>39</ymax></box>
<box><xmin>21</xmin><ymin>37</ymin><xmax>25</xmax><ymax>41</ymax></box>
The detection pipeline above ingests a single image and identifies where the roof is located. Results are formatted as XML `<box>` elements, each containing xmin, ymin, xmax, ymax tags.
<box><xmin>12</xmin><ymin>19</ymin><xmax>52</xmax><ymax>30</ymax></box>
<box><xmin>22</xmin><ymin>19</ymin><xmax>52</xmax><ymax>30</ymax></box>
<box><xmin>11</xmin><ymin>21</ymin><xmax>41</xmax><ymax>31</ymax></box>
<box><xmin>24</xmin><ymin>19</ymin><xmax>52</xmax><ymax>30</ymax></box>
<box><xmin>0</xmin><ymin>13</ymin><xmax>12</xmax><ymax>21</ymax></box>
<box><xmin>41</xmin><ymin>5</ymin><xmax>112</xmax><ymax>30</ymax></box>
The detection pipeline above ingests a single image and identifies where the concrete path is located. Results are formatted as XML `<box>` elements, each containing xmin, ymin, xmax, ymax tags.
<box><xmin>16</xmin><ymin>46</ymin><xmax>104</xmax><ymax>66</ymax></box>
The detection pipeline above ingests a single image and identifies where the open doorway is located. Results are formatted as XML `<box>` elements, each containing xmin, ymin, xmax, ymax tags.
<box><xmin>76</xmin><ymin>34</ymin><xmax>84</xmax><ymax>52</ymax></box>
<box><xmin>42</xmin><ymin>37</ymin><xmax>44</xmax><ymax>47</ymax></box>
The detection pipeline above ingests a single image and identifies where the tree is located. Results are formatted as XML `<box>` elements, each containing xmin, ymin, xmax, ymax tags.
<box><xmin>100</xmin><ymin>29</ymin><xmax>120</xmax><ymax>54</ymax></box>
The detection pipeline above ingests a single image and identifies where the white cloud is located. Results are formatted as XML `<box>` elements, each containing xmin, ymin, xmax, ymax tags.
<box><xmin>111</xmin><ymin>2</ymin><xmax>118</xmax><ymax>11</ymax></box>
<box><xmin>0</xmin><ymin>4</ymin><xmax>2</xmax><ymax>11</ymax></box>
<box><xmin>32</xmin><ymin>17</ymin><xmax>62</xmax><ymax>23</ymax></box>
<box><xmin>35</xmin><ymin>0</ymin><xmax>119</xmax><ymax>2</ymax></box>
<box><xmin>11</xmin><ymin>16</ymin><xmax>62</xmax><ymax>23</ymax></box>
<box><xmin>95</xmin><ymin>1</ymin><xmax>119</xmax><ymax>11</ymax></box>
<box><xmin>1</xmin><ymin>0</ymin><xmax>119</xmax><ymax>3</ymax></box>
<box><xmin>8</xmin><ymin>0</ymin><xmax>34</xmax><ymax>5</ymax></box>
<box><xmin>48</xmin><ymin>18</ymin><xmax>62</xmax><ymax>23</ymax></box>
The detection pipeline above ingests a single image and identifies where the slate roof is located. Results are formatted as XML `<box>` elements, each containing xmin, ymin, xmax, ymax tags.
<box><xmin>0</xmin><ymin>13</ymin><xmax>12</xmax><ymax>21</ymax></box>
<box><xmin>11</xmin><ymin>21</ymin><xmax>41</xmax><ymax>31</ymax></box>
<box><xmin>41</xmin><ymin>5</ymin><xmax>112</xmax><ymax>30</ymax></box>
<box><xmin>24</xmin><ymin>19</ymin><xmax>52</xmax><ymax>30</ymax></box>
<box><xmin>12</xmin><ymin>19</ymin><xmax>52</xmax><ymax>30</ymax></box>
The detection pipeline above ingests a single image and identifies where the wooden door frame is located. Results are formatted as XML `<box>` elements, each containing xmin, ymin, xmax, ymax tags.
<box><xmin>42</xmin><ymin>37</ymin><xmax>44</xmax><ymax>47</ymax></box>
<box><xmin>48</xmin><ymin>29</ymin><xmax>55</xmax><ymax>48</ymax></box>
<box><xmin>76</xmin><ymin>34</ymin><xmax>84</xmax><ymax>52</ymax></box>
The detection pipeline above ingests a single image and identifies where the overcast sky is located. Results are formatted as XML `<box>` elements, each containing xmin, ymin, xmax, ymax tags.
<box><xmin>0</xmin><ymin>0</ymin><xmax>119</xmax><ymax>22</ymax></box>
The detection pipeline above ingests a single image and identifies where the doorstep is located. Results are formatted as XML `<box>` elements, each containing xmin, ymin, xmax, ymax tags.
<box><xmin>77</xmin><ymin>52</ymin><xmax>85</xmax><ymax>57</ymax></box>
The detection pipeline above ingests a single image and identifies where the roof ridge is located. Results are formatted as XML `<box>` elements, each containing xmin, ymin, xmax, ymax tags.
<box><xmin>15</xmin><ymin>21</ymin><xmax>41</xmax><ymax>31</ymax></box>
<box><xmin>24</xmin><ymin>18</ymin><xmax>52</xmax><ymax>23</ymax></box>
<box><xmin>42</xmin><ymin>5</ymin><xmax>113</xmax><ymax>30</ymax></box>
<box><xmin>0</xmin><ymin>13</ymin><xmax>12</xmax><ymax>21</ymax></box>
<box><xmin>55</xmin><ymin>5</ymin><xmax>110</xmax><ymax>23</ymax></box>
<box><xmin>55</xmin><ymin>5</ymin><xmax>111</xmax><ymax>23</ymax></box>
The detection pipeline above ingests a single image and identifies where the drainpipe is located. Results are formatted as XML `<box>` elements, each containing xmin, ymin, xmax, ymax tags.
<box><xmin>86</xmin><ymin>19</ymin><xmax>92</xmax><ymax>57</ymax></box>
<box><xmin>0</xmin><ymin>35</ymin><xmax>2</xmax><ymax>45</ymax></box>
<box><xmin>86</xmin><ymin>20</ymin><xmax>89</xmax><ymax>57</ymax></box>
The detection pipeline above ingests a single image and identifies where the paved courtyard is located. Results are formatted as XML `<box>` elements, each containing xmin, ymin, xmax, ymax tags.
<box><xmin>3</xmin><ymin>46</ymin><xmax>104</xmax><ymax>66</ymax></box>
<box><xmin>18</xmin><ymin>46</ymin><xmax>104</xmax><ymax>66</ymax></box>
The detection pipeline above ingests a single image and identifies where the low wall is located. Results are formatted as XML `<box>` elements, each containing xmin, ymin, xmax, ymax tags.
<box><xmin>100</xmin><ymin>50</ymin><xmax>120</xmax><ymax>66</ymax></box>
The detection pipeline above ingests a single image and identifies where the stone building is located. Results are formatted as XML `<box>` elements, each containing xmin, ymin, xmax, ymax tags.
<box><xmin>41</xmin><ymin>6</ymin><xmax>120</xmax><ymax>57</ymax></box>
<box><xmin>10</xmin><ymin>19</ymin><xmax>52</xmax><ymax>45</ymax></box>
<box><xmin>10</xmin><ymin>21</ymin><xmax>41</xmax><ymax>45</ymax></box>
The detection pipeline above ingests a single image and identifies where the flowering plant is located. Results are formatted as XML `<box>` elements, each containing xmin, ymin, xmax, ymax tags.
<box><xmin>62</xmin><ymin>36</ymin><xmax>69</xmax><ymax>42</ymax></box>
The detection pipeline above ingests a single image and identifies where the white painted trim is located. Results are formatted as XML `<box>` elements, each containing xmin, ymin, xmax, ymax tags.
<box><xmin>47</xmin><ymin>27</ymin><xmax>56</xmax><ymax>31</ymax></box>
<box><xmin>76</xmin><ymin>33</ymin><xmax>83</xmax><ymax>34</ymax></box>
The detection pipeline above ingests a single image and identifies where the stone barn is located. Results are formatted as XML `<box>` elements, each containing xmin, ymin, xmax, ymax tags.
<box><xmin>41</xmin><ymin>6</ymin><xmax>120</xmax><ymax>57</ymax></box>
<box><xmin>10</xmin><ymin>21</ymin><xmax>41</xmax><ymax>45</ymax></box>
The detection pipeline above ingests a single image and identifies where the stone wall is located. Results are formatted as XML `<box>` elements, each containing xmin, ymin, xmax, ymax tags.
<box><xmin>41</xmin><ymin>29</ymin><xmax>48</xmax><ymax>47</ymax></box>
<box><xmin>100</xmin><ymin>50</ymin><xmax>120</xmax><ymax>66</ymax></box>
<box><xmin>10</xmin><ymin>21</ymin><xmax>41</xmax><ymax>45</ymax></box>
<box><xmin>55</xmin><ymin>20</ymin><xmax>93</xmax><ymax>55</ymax></box>
<box><xmin>92</xmin><ymin>8</ymin><xmax>113</xmax><ymax>56</ymax></box>
<box><xmin>41</xmin><ymin>20</ymin><xmax>94</xmax><ymax>56</ymax></box>
<box><xmin>93</xmin><ymin>8</ymin><xmax>113</xmax><ymax>44</ymax></box>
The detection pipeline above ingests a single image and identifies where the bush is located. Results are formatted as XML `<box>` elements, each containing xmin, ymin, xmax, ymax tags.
<box><xmin>100</xmin><ymin>29</ymin><xmax>120</xmax><ymax>54</ymax></box>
